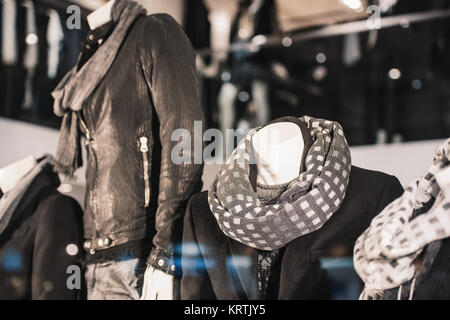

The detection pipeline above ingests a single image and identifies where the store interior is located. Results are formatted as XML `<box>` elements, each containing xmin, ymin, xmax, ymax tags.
<box><xmin>1</xmin><ymin>0</ymin><xmax>449</xmax><ymax>198</ymax></box>
<box><xmin>0</xmin><ymin>0</ymin><xmax>449</xmax><ymax>300</ymax></box>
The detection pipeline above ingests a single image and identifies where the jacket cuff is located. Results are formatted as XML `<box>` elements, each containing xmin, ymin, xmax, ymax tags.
<box><xmin>147</xmin><ymin>247</ymin><xmax>181</xmax><ymax>277</ymax></box>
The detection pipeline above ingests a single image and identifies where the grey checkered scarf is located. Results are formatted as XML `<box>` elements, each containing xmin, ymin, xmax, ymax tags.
<box><xmin>208</xmin><ymin>116</ymin><xmax>352</xmax><ymax>251</ymax></box>
<box><xmin>354</xmin><ymin>138</ymin><xmax>450</xmax><ymax>300</ymax></box>
<box><xmin>52</xmin><ymin>0</ymin><xmax>146</xmax><ymax>176</ymax></box>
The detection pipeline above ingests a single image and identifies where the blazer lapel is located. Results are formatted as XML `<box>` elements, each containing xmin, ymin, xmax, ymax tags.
<box><xmin>277</xmin><ymin>233</ymin><xmax>318</xmax><ymax>299</ymax></box>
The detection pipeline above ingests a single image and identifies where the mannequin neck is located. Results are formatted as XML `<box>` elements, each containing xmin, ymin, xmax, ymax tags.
<box><xmin>0</xmin><ymin>156</ymin><xmax>37</xmax><ymax>194</ymax></box>
<box><xmin>251</xmin><ymin>122</ymin><xmax>304</xmax><ymax>186</ymax></box>
<box><xmin>87</xmin><ymin>0</ymin><xmax>115</xmax><ymax>30</ymax></box>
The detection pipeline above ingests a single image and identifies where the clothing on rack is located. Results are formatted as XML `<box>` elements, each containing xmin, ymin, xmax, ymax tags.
<box><xmin>343</xmin><ymin>33</ymin><xmax>362</xmax><ymax>67</ymax></box>
<box><xmin>22</xmin><ymin>0</ymin><xmax>39</xmax><ymax>111</ymax></box>
<box><xmin>1</xmin><ymin>0</ymin><xmax>17</xmax><ymax>65</ymax></box>
<box><xmin>46</xmin><ymin>9</ymin><xmax>63</xmax><ymax>79</ymax></box>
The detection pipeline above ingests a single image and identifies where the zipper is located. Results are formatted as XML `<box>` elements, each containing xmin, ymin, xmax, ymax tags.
<box><xmin>139</xmin><ymin>136</ymin><xmax>150</xmax><ymax>208</ymax></box>
<box><xmin>78</xmin><ymin>111</ymin><xmax>100</xmax><ymax>241</ymax></box>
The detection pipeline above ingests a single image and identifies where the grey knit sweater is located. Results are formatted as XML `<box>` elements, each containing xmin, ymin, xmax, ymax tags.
<box><xmin>255</xmin><ymin>182</ymin><xmax>289</xmax><ymax>297</ymax></box>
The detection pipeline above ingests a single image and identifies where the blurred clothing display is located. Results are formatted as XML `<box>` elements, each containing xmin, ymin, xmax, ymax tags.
<box><xmin>1</xmin><ymin>0</ymin><xmax>17</xmax><ymax>65</ymax></box>
<box><xmin>355</xmin><ymin>138</ymin><xmax>450</xmax><ymax>300</ymax></box>
<box><xmin>181</xmin><ymin>117</ymin><xmax>404</xmax><ymax>300</ymax></box>
<box><xmin>216</xmin><ymin>0</ymin><xmax>276</xmax><ymax>131</ymax></box>
<box><xmin>186</xmin><ymin>0</ymin><xmax>450</xmax><ymax>145</ymax></box>
<box><xmin>22</xmin><ymin>0</ymin><xmax>38</xmax><ymax>111</ymax></box>
<box><xmin>274</xmin><ymin>0</ymin><xmax>369</xmax><ymax>32</ymax></box>
<box><xmin>343</xmin><ymin>33</ymin><xmax>362</xmax><ymax>67</ymax></box>
<box><xmin>52</xmin><ymin>0</ymin><xmax>204</xmax><ymax>300</ymax></box>
<box><xmin>0</xmin><ymin>0</ymin><xmax>85</xmax><ymax>127</ymax></box>
<box><xmin>0</xmin><ymin>155</ymin><xmax>85</xmax><ymax>300</ymax></box>
<box><xmin>46</xmin><ymin>9</ymin><xmax>63</xmax><ymax>79</ymax></box>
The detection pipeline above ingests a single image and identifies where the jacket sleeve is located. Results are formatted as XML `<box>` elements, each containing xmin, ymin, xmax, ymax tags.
<box><xmin>32</xmin><ymin>194</ymin><xmax>85</xmax><ymax>300</ymax></box>
<box><xmin>140</xmin><ymin>14</ymin><xmax>204</xmax><ymax>276</ymax></box>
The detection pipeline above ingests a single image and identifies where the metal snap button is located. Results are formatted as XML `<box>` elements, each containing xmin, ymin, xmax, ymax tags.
<box><xmin>83</xmin><ymin>241</ymin><xmax>91</xmax><ymax>250</ymax></box>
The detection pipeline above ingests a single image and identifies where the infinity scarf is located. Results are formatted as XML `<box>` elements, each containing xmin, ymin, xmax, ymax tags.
<box><xmin>354</xmin><ymin>138</ymin><xmax>450</xmax><ymax>300</ymax></box>
<box><xmin>208</xmin><ymin>116</ymin><xmax>352</xmax><ymax>251</ymax></box>
<box><xmin>51</xmin><ymin>0</ymin><xmax>146</xmax><ymax>176</ymax></box>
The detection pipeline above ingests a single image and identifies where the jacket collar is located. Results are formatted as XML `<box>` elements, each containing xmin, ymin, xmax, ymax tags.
<box><xmin>0</xmin><ymin>155</ymin><xmax>58</xmax><ymax>235</ymax></box>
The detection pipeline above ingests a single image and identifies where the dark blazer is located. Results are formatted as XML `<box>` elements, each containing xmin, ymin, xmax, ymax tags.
<box><xmin>0</xmin><ymin>164</ymin><xmax>85</xmax><ymax>300</ymax></box>
<box><xmin>412</xmin><ymin>237</ymin><xmax>450</xmax><ymax>300</ymax></box>
<box><xmin>181</xmin><ymin>166</ymin><xmax>404</xmax><ymax>300</ymax></box>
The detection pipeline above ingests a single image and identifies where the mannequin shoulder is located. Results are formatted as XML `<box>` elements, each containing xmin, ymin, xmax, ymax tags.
<box><xmin>351</xmin><ymin>165</ymin><xmax>402</xmax><ymax>188</ymax></box>
<box><xmin>37</xmin><ymin>192</ymin><xmax>83</xmax><ymax>227</ymax></box>
<box><xmin>140</xmin><ymin>13</ymin><xmax>185</xmax><ymax>36</ymax></box>
<box><xmin>138</xmin><ymin>14</ymin><xmax>193</xmax><ymax>52</ymax></box>
<box><xmin>187</xmin><ymin>191</ymin><xmax>210</xmax><ymax>214</ymax></box>
<box><xmin>350</xmin><ymin>165</ymin><xmax>404</xmax><ymax>200</ymax></box>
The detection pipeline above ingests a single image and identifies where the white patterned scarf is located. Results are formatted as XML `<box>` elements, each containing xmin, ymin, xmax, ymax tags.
<box><xmin>354</xmin><ymin>138</ymin><xmax>450</xmax><ymax>300</ymax></box>
<box><xmin>208</xmin><ymin>116</ymin><xmax>352</xmax><ymax>251</ymax></box>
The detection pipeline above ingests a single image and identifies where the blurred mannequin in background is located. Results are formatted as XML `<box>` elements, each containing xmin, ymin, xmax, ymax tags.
<box><xmin>0</xmin><ymin>155</ymin><xmax>84</xmax><ymax>300</ymax></box>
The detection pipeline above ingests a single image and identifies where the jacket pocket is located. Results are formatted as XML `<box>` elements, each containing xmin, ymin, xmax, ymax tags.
<box><xmin>139</xmin><ymin>136</ymin><xmax>150</xmax><ymax>208</ymax></box>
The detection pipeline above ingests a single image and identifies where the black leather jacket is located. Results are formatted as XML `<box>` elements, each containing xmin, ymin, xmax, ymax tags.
<box><xmin>79</xmin><ymin>14</ymin><xmax>204</xmax><ymax>275</ymax></box>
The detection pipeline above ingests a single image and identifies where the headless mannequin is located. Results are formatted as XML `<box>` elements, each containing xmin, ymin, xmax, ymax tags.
<box><xmin>251</xmin><ymin>121</ymin><xmax>305</xmax><ymax>186</ymax></box>
<box><xmin>86</xmin><ymin>1</ymin><xmax>175</xmax><ymax>301</ymax></box>
<box><xmin>0</xmin><ymin>156</ymin><xmax>37</xmax><ymax>196</ymax></box>
<box><xmin>249</xmin><ymin>119</ymin><xmax>307</xmax><ymax>297</ymax></box>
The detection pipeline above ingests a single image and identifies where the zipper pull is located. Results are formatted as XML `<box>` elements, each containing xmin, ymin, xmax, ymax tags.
<box><xmin>139</xmin><ymin>136</ymin><xmax>148</xmax><ymax>153</ymax></box>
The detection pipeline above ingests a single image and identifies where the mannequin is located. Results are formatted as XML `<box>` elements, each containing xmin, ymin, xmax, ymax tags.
<box><xmin>251</xmin><ymin>122</ymin><xmax>303</xmax><ymax>186</ymax></box>
<box><xmin>87</xmin><ymin>0</ymin><xmax>175</xmax><ymax>300</ymax></box>
<box><xmin>0</xmin><ymin>155</ymin><xmax>85</xmax><ymax>299</ymax></box>
<box><xmin>181</xmin><ymin>116</ymin><xmax>405</xmax><ymax>300</ymax></box>
<box><xmin>0</xmin><ymin>155</ymin><xmax>36</xmax><ymax>195</ymax></box>
<box><xmin>52</xmin><ymin>0</ymin><xmax>204</xmax><ymax>298</ymax></box>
